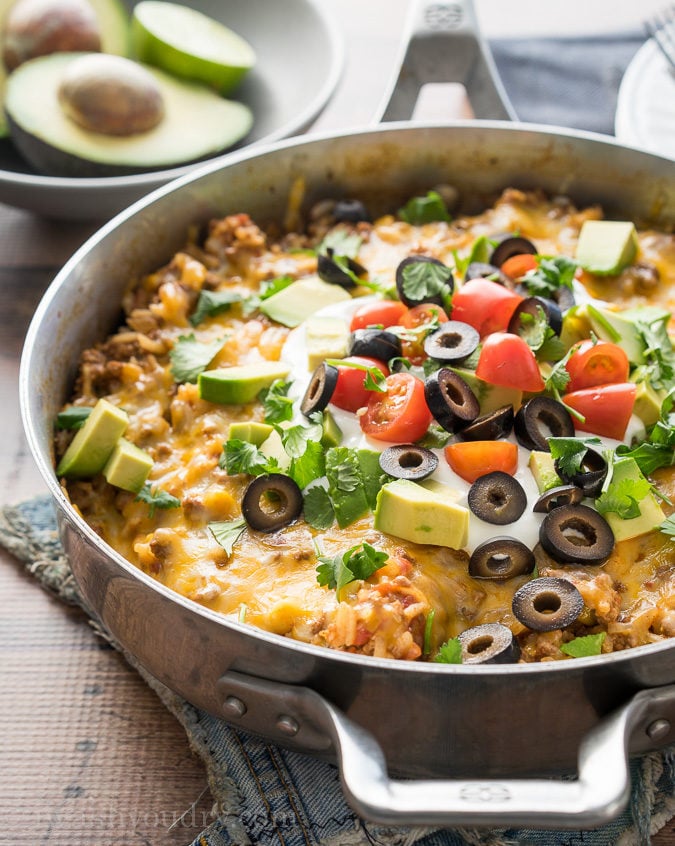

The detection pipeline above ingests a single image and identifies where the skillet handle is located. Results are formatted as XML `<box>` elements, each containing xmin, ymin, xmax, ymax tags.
<box><xmin>218</xmin><ymin>672</ymin><xmax>675</xmax><ymax>828</ymax></box>
<box><xmin>374</xmin><ymin>0</ymin><xmax>517</xmax><ymax>123</ymax></box>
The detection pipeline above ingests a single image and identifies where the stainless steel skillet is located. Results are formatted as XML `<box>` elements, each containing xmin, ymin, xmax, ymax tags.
<box><xmin>19</xmin><ymin>117</ymin><xmax>675</xmax><ymax>830</ymax></box>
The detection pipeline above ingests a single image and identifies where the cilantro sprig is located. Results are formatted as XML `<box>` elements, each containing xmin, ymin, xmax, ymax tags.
<box><xmin>399</xmin><ymin>261</ymin><xmax>453</xmax><ymax>312</ymax></box>
<box><xmin>522</xmin><ymin>255</ymin><xmax>577</xmax><ymax>298</ymax></box>
<box><xmin>209</xmin><ymin>517</ymin><xmax>247</xmax><ymax>556</ymax></box>
<box><xmin>56</xmin><ymin>406</ymin><xmax>92</xmax><ymax>430</ymax></box>
<box><xmin>635</xmin><ymin>316</ymin><xmax>675</xmax><ymax>391</ymax></box>
<box><xmin>433</xmin><ymin>637</ymin><xmax>462</xmax><ymax>664</ymax></box>
<box><xmin>242</xmin><ymin>275</ymin><xmax>295</xmax><ymax>316</ymax></box>
<box><xmin>398</xmin><ymin>191</ymin><xmax>451</xmax><ymax>225</ymax></box>
<box><xmin>221</xmin><ymin>438</ymin><xmax>279</xmax><ymax>476</ymax></box>
<box><xmin>259</xmin><ymin>379</ymin><xmax>295</xmax><ymax>424</ymax></box>
<box><xmin>544</xmin><ymin>345</ymin><xmax>585</xmax><ymax>423</ymax></box>
<box><xmin>190</xmin><ymin>290</ymin><xmax>244</xmax><ymax>326</ymax></box>
<box><xmin>316</xmin><ymin>542</ymin><xmax>388</xmax><ymax>594</ymax></box>
<box><xmin>560</xmin><ymin>633</ymin><xmax>606</xmax><ymax>658</ymax></box>
<box><xmin>659</xmin><ymin>514</ymin><xmax>675</xmax><ymax>539</ymax></box>
<box><xmin>169</xmin><ymin>334</ymin><xmax>227</xmax><ymax>384</ymax></box>
<box><xmin>548</xmin><ymin>436</ymin><xmax>601</xmax><ymax>478</ymax></box>
<box><xmin>135</xmin><ymin>483</ymin><xmax>181</xmax><ymax>517</ymax></box>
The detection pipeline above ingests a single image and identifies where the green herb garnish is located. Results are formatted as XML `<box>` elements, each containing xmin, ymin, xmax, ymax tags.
<box><xmin>303</xmin><ymin>485</ymin><xmax>335</xmax><ymax>530</ymax></box>
<box><xmin>259</xmin><ymin>379</ymin><xmax>294</xmax><ymax>424</ymax></box>
<box><xmin>325</xmin><ymin>358</ymin><xmax>386</xmax><ymax>392</ymax></box>
<box><xmin>423</xmin><ymin>609</ymin><xmax>435</xmax><ymax>656</ymax></box>
<box><xmin>398</xmin><ymin>191</ymin><xmax>451</xmax><ymax>225</ymax></box>
<box><xmin>209</xmin><ymin>517</ymin><xmax>247</xmax><ymax>556</ymax></box>
<box><xmin>522</xmin><ymin>255</ymin><xmax>577</xmax><ymax>298</ymax></box>
<box><xmin>316</xmin><ymin>542</ymin><xmax>388</xmax><ymax>593</ymax></box>
<box><xmin>659</xmin><ymin>514</ymin><xmax>675</xmax><ymax>538</ymax></box>
<box><xmin>221</xmin><ymin>438</ymin><xmax>278</xmax><ymax>476</ymax></box>
<box><xmin>135</xmin><ymin>483</ymin><xmax>181</xmax><ymax>517</ymax></box>
<box><xmin>55</xmin><ymin>406</ymin><xmax>92</xmax><ymax>430</ymax></box>
<box><xmin>595</xmin><ymin>475</ymin><xmax>654</xmax><ymax>520</ymax></box>
<box><xmin>190</xmin><ymin>289</ymin><xmax>244</xmax><ymax>326</ymax></box>
<box><xmin>400</xmin><ymin>261</ymin><xmax>453</xmax><ymax>312</ymax></box>
<box><xmin>433</xmin><ymin>637</ymin><xmax>462</xmax><ymax>664</ymax></box>
<box><xmin>560</xmin><ymin>633</ymin><xmax>606</xmax><ymax>658</ymax></box>
<box><xmin>548</xmin><ymin>436</ymin><xmax>601</xmax><ymax>478</ymax></box>
<box><xmin>318</xmin><ymin>228</ymin><xmax>363</xmax><ymax>259</ymax></box>
<box><xmin>169</xmin><ymin>333</ymin><xmax>226</xmax><ymax>384</ymax></box>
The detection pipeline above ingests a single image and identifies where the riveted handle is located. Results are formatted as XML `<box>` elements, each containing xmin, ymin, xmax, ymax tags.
<box><xmin>217</xmin><ymin>672</ymin><xmax>675</xmax><ymax>828</ymax></box>
<box><xmin>375</xmin><ymin>0</ymin><xmax>516</xmax><ymax>123</ymax></box>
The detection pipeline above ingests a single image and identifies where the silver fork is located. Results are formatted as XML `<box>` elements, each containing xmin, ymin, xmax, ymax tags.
<box><xmin>645</xmin><ymin>4</ymin><xmax>675</xmax><ymax>70</ymax></box>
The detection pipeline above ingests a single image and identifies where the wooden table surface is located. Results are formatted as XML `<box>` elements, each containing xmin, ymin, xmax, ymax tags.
<box><xmin>2</xmin><ymin>1</ymin><xmax>673</xmax><ymax>843</ymax></box>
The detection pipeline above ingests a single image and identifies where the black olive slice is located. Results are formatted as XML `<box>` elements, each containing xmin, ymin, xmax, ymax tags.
<box><xmin>464</xmin><ymin>261</ymin><xmax>511</xmax><ymax>286</ymax></box>
<box><xmin>348</xmin><ymin>328</ymin><xmax>402</xmax><ymax>362</ymax></box>
<box><xmin>333</xmin><ymin>199</ymin><xmax>371</xmax><ymax>223</ymax></box>
<box><xmin>317</xmin><ymin>248</ymin><xmax>367</xmax><ymax>289</ymax></box>
<box><xmin>514</xmin><ymin>396</ymin><xmax>574</xmax><ymax>451</ymax></box>
<box><xmin>508</xmin><ymin>295</ymin><xmax>563</xmax><ymax>338</ymax></box>
<box><xmin>468</xmin><ymin>472</ymin><xmax>528</xmax><ymax>525</ymax></box>
<box><xmin>242</xmin><ymin>474</ymin><xmax>303</xmax><ymax>533</ymax></box>
<box><xmin>423</xmin><ymin>321</ymin><xmax>479</xmax><ymax>363</ymax></box>
<box><xmin>468</xmin><ymin>536</ymin><xmax>535</xmax><ymax>580</ymax></box>
<box><xmin>395</xmin><ymin>255</ymin><xmax>454</xmax><ymax>308</ymax></box>
<box><xmin>533</xmin><ymin>484</ymin><xmax>585</xmax><ymax>513</ymax></box>
<box><xmin>379</xmin><ymin>443</ymin><xmax>438</xmax><ymax>481</ymax></box>
<box><xmin>539</xmin><ymin>504</ymin><xmax>615</xmax><ymax>565</ymax></box>
<box><xmin>458</xmin><ymin>622</ymin><xmax>521</xmax><ymax>664</ymax></box>
<box><xmin>300</xmin><ymin>362</ymin><xmax>338</xmax><ymax>417</ymax></box>
<box><xmin>490</xmin><ymin>235</ymin><xmax>537</xmax><ymax>269</ymax></box>
<box><xmin>554</xmin><ymin>447</ymin><xmax>608</xmax><ymax>498</ymax></box>
<box><xmin>459</xmin><ymin>405</ymin><xmax>515</xmax><ymax>441</ymax></box>
<box><xmin>512</xmin><ymin>577</ymin><xmax>584</xmax><ymax>632</ymax></box>
<box><xmin>424</xmin><ymin>368</ymin><xmax>480</xmax><ymax>432</ymax></box>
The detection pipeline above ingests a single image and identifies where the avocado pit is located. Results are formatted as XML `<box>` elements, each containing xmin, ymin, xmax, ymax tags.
<box><xmin>58</xmin><ymin>53</ymin><xmax>165</xmax><ymax>136</ymax></box>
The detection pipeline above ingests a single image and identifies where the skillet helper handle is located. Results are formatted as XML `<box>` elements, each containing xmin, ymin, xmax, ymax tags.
<box><xmin>218</xmin><ymin>672</ymin><xmax>675</xmax><ymax>829</ymax></box>
<box><xmin>375</xmin><ymin>0</ymin><xmax>516</xmax><ymax>123</ymax></box>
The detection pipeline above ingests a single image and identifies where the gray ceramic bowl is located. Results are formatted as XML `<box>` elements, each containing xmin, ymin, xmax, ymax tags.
<box><xmin>0</xmin><ymin>0</ymin><xmax>343</xmax><ymax>219</ymax></box>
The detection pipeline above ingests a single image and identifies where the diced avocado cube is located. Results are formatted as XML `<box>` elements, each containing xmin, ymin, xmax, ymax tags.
<box><xmin>259</xmin><ymin>275</ymin><xmax>351</xmax><ymax>328</ymax></box>
<box><xmin>198</xmin><ymin>362</ymin><xmax>290</xmax><ymax>404</ymax></box>
<box><xmin>560</xmin><ymin>304</ymin><xmax>592</xmax><ymax>350</ymax></box>
<box><xmin>451</xmin><ymin>367</ymin><xmax>522</xmax><ymax>414</ymax></box>
<box><xmin>575</xmin><ymin>220</ymin><xmax>638</xmax><ymax>276</ymax></box>
<box><xmin>227</xmin><ymin>421</ymin><xmax>274</xmax><ymax>445</ymax></box>
<box><xmin>374</xmin><ymin>478</ymin><xmax>469</xmax><ymax>549</ymax></box>
<box><xmin>305</xmin><ymin>316</ymin><xmax>349</xmax><ymax>371</ymax></box>
<box><xmin>633</xmin><ymin>379</ymin><xmax>666</xmax><ymax>428</ymax></box>
<box><xmin>600</xmin><ymin>458</ymin><xmax>665</xmax><ymax>542</ymax></box>
<box><xmin>320</xmin><ymin>409</ymin><xmax>342</xmax><ymax>449</ymax></box>
<box><xmin>103</xmin><ymin>438</ymin><xmax>153</xmax><ymax>493</ymax></box>
<box><xmin>259</xmin><ymin>430</ymin><xmax>291</xmax><ymax>470</ymax></box>
<box><xmin>56</xmin><ymin>398</ymin><xmax>128</xmax><ymax>479</ymax></box>
<box><xmin>587</xmin><ymin>303</ymin><xmax>670</xmax><ymax>366</ymax></box>
<box><xmin>529</xmin><ymin>451</ymin><xmax>563</xmax><ymax>494</ymax></box>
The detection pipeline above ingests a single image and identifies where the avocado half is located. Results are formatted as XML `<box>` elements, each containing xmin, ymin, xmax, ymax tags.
<box><xmin>0</xmin><ymin>0</ymin><xmax>129</xmax><ymax>137</ymax></box>
<box><xmin>4</xmin><ymin>51</ymin><xmax>254</xmax><ymax>176</ymax></box>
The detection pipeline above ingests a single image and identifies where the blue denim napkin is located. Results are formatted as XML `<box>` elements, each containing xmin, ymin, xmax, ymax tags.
<box><xmin>3</xmin><ymin>494</ymin><xmax>675</xmax><ymax>846</ymax></box>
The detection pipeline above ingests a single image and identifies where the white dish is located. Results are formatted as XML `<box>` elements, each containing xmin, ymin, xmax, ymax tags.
<box><xmin>0</xmin><ymin>0</ymin><xmax>344</xmax><ymax>220</ymax></box>
<box><xmin>615</xmin><ymin>38</ymin><xmax>675</xmax><ymax>160</ymax></box>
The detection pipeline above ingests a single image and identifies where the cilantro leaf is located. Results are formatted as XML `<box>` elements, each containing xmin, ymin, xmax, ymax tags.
<box><xmin>221</xmin><ymin>438</ymin><xmax>275</xmax><ymax>476</ymax></box>
<box><xmin>290</xmin><ymin>440</ymin><xmax>325</xmax><ymax>490</ymax></box>
<box><xmin>326</xmin><ymin>446</ymin><xmax>360</xmax><ymax>492</ymax></box>
<box><xmin>400</xmin><ymin>261</ymin><xmax>453</xmax><ymax>312</ymax></box>
<box><xmin>615</xmin><ymin>442</ymin><xmax>674</xmax><ymax>476</ymax></box>
<box><xmin>398</xmin><ymin>191</ymin><xmax>451</xmax><ymax>225</ymax></box>
<box><xmin>135</xmin><ymin>483</ymin><xmax>181</xmax><ymax>517</ymax></box>
<box><xmin>560</xmin><ymin>633</ymin><xmax>606</xmax><ymax>658</ymax></box>
<box><xmin>189</xmin><ymin>290</ymin><xmax>244</xmax><ymax>326</ymax></box>
<box><xmin>303</xmin><ymin>486</ymin><xmax>335</xmax><ymax>530</ymax></box>
<box><xmin>56</xmin><ymin>406</ymin><xmax>92</xmax><ymax>430</ymax></box>
<box><xmin>416</xmin><ymin>424</ymin><xmax>453</xmax><ymax>449</ymax></box>
<box><xmin>316</xmin><ymin>542</ymin><xmax>387</xmax><ymax>593</ymax></box>
<box><xmin>258</xmin><ymin>379</ymin><xmax>294</xmax><ymax>425</ymax></box>
<box><xmin>433</xmin><ymin>637</ymin><xmax>462</xmax><ymax>664</ymax></box>
<box><xmin>318</xmin><ymin>227</ymin><xmax>363</xmax><ymax>259</ymax></box>
<box><xmin>522</xmin><ymin>255</ymin><xmax>577</xmax><ymax>298</ymax></box>
<box><xmin>325</xmin><ymin>358</ymin><xmax>386</xmax><ymax>392</ymax></box>
<box><xmin>348</xmin><ymin>542</ymin><xmax>389</xmax><ymax>580</ymax></box>
<box><xmin>209</xmin><ymin>517</ymin><xmax>247</xmax><ymax>556</ymax></box>
<box><xmin>549</xmin><ymin>437</ymin><xmax>601</xmax><ymax>478</ymax></box>
<box><xmin>635</xmin><ymin>317</ymin><xmax>675</xmax><ymax>391</ymax></box>
<box><xmin>280</xmin><ymin>418</ymin><xmax>323</xmax><ymax>458</ymax></box>
<box><xmin>170</xmin><ymin>333</ymin><xmax>226</xmax><ymax>384</ymax></box>
<box><xmin>659</xmin><ymin>515</ymin><xmax>675</xmax><ymax>538</ymax></box>
<box><xmin>595</xmin><ymin>476</ymin><xmax>654</xmax><ymax>519</ymax></box>
<box><xmin>544</xmin><ymin>346</ymin><xmax>586</xmax><ymax>423</ymax></box>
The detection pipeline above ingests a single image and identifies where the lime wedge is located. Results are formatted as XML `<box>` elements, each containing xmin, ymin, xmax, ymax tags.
<box><xmin>131</xmin><ymin>1</ymin><xmax>255</xmax><ymax>95</ymax></box>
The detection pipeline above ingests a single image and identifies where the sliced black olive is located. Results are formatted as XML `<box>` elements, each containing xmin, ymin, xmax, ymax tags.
<box><xmin>514</xmin><ymin>284</ymin><xmax>575</xmax><ymax>313</ymax></box>
<box><xmin>512</xmin><ymin>577</ymin><xmax>584</xmax><ymax>632</ymax></box>
<box><xmin>423</xmin><ymin>320</ymin><xmax>479</xmax><ymax>363</ymax></box>
<box><xmin>539</xmin><ymin>503</ymin><xmax>615</xmax><ymax>566</ymax></box>
<box><xmin>533</xmin><ymin>484</ymin><xmax>585</xmax><ymax>513</ymax></box>
<box><xmin>458</xmin><ymin>405</ymin><xmax>514</xmax><ymax>442</ymax></box>
<box><xmin>468</xmin><ymin>536</ymin><xmax>535</xmax><ymax>580</ymax></box>
<box><xmin>468</xmin><ymin>472</ymin><xmax>528</xmax><ymax>525</ymax></box>
<box><xmin>348</xmin><ymin>328</ymin><xmax>402</xmax><ymax>362</ymax></box>
<box><xmin>333</xmin><ymin>199</ymin><xmax>371</xmax><ymax>223</ymax></box>
<box><xmin>514</xmin><ymin>396</ymin><xmax>574</xmax><ymax>451</ymax></box>
<box><xmin>242</xmin><ymin>474</ymin><xmax>303</xmax><ymax>533</ymax></box>
<box><xmin>554</xmin><ymin>447</ymin><xmax>608</xmax><ymax>498</ymax></box>
<box><xmin>464</xmin><ymin>261</ymin><xmax>511</xmax><ymax>286</ymax></box>
<box><xmin>458</xmin><ymin>622</ymin><xmax>521</xmax><ymax>664</ymax></box>
<box><xmin>300</xmin><ymin>362</ymin><xmax>338</xmax><ymax>417</ymax></box>
<box><xmin>490</xmin><ymin>235</ymin><xmax>537</xmax><ymax>269</ymax></box>
<box><xmin>379</xmin><ymin>444</ymin><xmax>438</xmax><ymax>481</ymax></box>
<box><xmin>395</xmin><ymin>255</ymin><xmax>454</xmax><ymax>308</ymax></box>
<box><xmin>424</xmin><ymin>368</ymin><xmax>480</xmax><ymax>432</ymax></box>
<box><xmin>508</xmin><ymin>296</ymin><xmax>563</xmax><ymax>338</ymax></box>
<box><xmin>317</xmin><ymin>248</ymin><xmax>367</xmax><ymax>289</ymax></box>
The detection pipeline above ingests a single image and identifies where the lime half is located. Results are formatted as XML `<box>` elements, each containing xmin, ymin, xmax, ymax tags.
<box><xmin>131</xmin><ymin>1</ymin><xmax>256</xmax><ymax>95</ymax></box>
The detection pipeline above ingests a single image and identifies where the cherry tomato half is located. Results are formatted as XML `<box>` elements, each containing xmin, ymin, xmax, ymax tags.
<box><xmin>444</xmin><ymin>440</ymin><xmax>519</xmax><ymax>483</ymax></box>
<box><xmin>475</xmin><ymin>332</ymin><xmax>545</xmax><ymax>393</ymax></box>
<box><xmin>564</xmin><ymin>340</ymin><xmax>630</xmax><ymax>393</ymax></box>
<box><xmin>451</xmin><ymin>277</ymin><xmax>524</xmax><ymax>336</ymax></box>
<box><xmin>330</xmin><ymin>356</ymin><xmax>390</xmax><ymax>413</ymax></box>
<box><xmin>398</xmin><ymin>302</ymin><xmax>450</xmax><ymax>364</ymax></box>
<box><xmin>500</xmin><ymin>253</ymin><xmax>538</xmax><ymax>280</ymax></box>
<box><xmin>350</xmin><ymin>300</ymin><xmax>408</xmax><ymax>331</ymax></box>
<box><xmin>564</xmin><ymin>382</ymin><xmax>637</xmax><ymax>441</ymax></box>
<box><xmin>360</xmin><ymin>372</ymin><xmax>432</xmax><ymax>442</ymax></box>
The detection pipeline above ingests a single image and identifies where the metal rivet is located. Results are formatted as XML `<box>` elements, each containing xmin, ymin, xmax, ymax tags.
<box><xmin>276</xmin><ymin>715</ymin><xmax>300</xmax><ymax>737</ymax></box>
<box><xmin>646</xmin><ymin>719</ymin><xmax>671</xmax><ymax>742</ymax></box>
<box><xmin>222</xmin><ymin>695</ymin><xmax>247</xmax><ymax>718</ymax></box>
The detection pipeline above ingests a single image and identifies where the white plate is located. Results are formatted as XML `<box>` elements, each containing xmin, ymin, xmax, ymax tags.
<box><xmin>0</xmin><ymin>0</ymin><xmax>344</xmax><ymax>220</ymax></box>
<box><xmin>615</xmin><ymin>38</ymin><xmax>675</xmax><ymax>159</ymax></box>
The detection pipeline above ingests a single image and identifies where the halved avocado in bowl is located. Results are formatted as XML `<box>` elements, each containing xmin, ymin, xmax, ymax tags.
<box><xmin>4</xmin><ymin>51</ymin><xmax>253</xmax><ymax>176</ymax></box>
